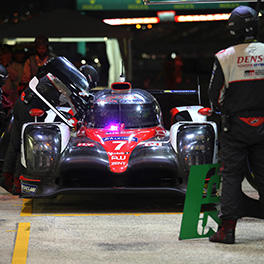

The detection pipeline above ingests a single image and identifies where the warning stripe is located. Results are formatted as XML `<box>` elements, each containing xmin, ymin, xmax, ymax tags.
<box><xmin>12</xmin><ymin>223</ymin><xmax>31</xmax><ymax>264</ymax></box>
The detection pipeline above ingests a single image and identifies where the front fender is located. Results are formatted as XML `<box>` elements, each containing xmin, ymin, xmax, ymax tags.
<box><xmin>170</xmin><ymin>121</ymin><xmax>218</xmax><ymax>182</ymax></box>
<box><xmin>21</xmin><ymin>122</ymin><xmax>70</xmax><ymax>173</ymax></box>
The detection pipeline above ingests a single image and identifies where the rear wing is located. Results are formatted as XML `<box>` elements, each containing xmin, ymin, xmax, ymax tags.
<box><xmin>148</xmin><ymin>89</ymin><xmax>197</xmax><ymax>95</ymax></box>
<box><xmin>148</xmin><ymin>89</ymin><xmax>201</xmax><ymax>105</ymax></box>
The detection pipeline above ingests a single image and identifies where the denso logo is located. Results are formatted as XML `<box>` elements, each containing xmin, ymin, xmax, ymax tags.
<box><xmin>237</xmin><ymin>55</ymin><xmax>264</xmax><ymax>64</ymax></box>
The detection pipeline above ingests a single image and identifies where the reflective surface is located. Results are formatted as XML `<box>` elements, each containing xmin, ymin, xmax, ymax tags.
<box><xmin>177</xmin><ymin>124</ymin><xmax>215</xmax><ymax>173</ymax></box>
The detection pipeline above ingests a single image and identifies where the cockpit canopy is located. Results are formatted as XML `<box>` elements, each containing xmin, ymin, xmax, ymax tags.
<box><xmin>85</xmin><ymin>89</ymin><xmax>163</xmax><ymax>129</ymax></box>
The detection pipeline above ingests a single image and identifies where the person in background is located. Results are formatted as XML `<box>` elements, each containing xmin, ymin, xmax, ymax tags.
<box><xmin>164</xmin><ymin>53</ymin><xmax>183</xmax><ymax>90</ymax></box>
<box><xmin>20</xmin><ymin>35</ymin><xmax>53</xmax><ymax>92</ymax></box>
<box><xmin>2</xmin><ymin>45</ymin><xmax>26</xmax><ymax>107</ymax></box>
<box><xmin>208</xmin><ymin>5</ymin><xmax>264</xmax><ymax>244</ymax></box>
<box><xmin>0</xmin><ymin>45</ymin><xmax>13</xmax><ymax>68</ymax></box>
<box><xmin>0</xmin><ymin>57</ymin><xmax>97</xmax><ymax>195</ymax></box>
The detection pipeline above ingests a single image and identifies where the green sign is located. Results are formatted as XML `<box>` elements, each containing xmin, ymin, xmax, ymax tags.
<box><xmin>179</xmin><ymin>163</ymin><xmax>221</xmax><ymax>240</ymax></box>
<box><xmin>77</xmin><ymin>0</ymin><xmax>248</xmax><ymax>11</ymax></box>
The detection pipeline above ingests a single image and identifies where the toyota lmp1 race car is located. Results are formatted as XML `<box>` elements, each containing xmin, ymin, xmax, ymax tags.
<box><xmin>0</xmin><ymin>57</ymin><xmax>218</xmax><ymax>198</ymax></box>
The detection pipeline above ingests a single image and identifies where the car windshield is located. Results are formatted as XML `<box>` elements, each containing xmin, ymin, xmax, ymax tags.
<box><xmin>86</xmin><ymin>102</ymin><xmax>161</xmax><ymax>129</ymax></box>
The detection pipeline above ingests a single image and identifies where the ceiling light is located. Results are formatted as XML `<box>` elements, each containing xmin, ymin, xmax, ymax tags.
<box><xmin>175</xmin><ymin>13</ymin><xmax>230</xmax><ymax>22</ymax></box>
<box><xmin>103</xmin><ymin>17</ymin><xmax>159</xmax><ymax>26</ymax></box>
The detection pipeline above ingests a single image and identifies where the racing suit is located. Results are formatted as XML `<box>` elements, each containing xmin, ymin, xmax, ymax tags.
<box><xmin>208</xmin><ymin>41</ymin><xmax>264</xmax><ymax>220</ymax></box>
<box><xmin>0</xmin><ymin>76</ymin><xmax>60</xmax><ymax>194</ymax></box>
<box><xmin>19</xmin><ymin>54</ymin><xmax>52</xmax><ymax>93</ymax></box>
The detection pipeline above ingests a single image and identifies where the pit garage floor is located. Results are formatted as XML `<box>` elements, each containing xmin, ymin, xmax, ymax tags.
<box><xmin>1</xmin><ymin>180</ymin><xmax>264</xmax><ymax>264</ymax></box>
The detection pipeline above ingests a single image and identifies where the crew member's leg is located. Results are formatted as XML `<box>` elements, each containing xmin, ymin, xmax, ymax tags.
<box><xmin>210</xmin><ymin>124</ymin><xmax>246</xmax><ymax>244</ymax></box>
<box><xmin>0</xmin><ymin>101</ymin><xmax>25</xmax><ymax>194</ymax></box>
<box><xmin>247</xmin><ymin>138</ymin><xmax>264</xmax><ymax>218</ymax></box>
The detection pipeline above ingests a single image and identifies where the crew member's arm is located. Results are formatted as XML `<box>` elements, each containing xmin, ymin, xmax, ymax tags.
<box><xmin>208</xmin><ymin>57</ymin><xmax>226</xmax><ymax>113</ymax></box>
<box><xmin>20</xmin><ymin>59</ymin><xmax>32</xmax><ymax>91</ymax></box>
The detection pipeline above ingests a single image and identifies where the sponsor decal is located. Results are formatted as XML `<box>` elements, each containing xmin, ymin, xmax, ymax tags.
<box><xmin>111</xmin><ymin>155</ymin><xmax>127</xmax><ymax>160</ymax></box>
<box><xmin>103</xmin><ymin>136</ymin><xmax>138</xmax><ymax>142</ymax></box>
<box><xmin>244</xmin><ymin>69</ymin><xmax>264</xmax><ymax>77</ymax></box>
<box><xmin>106</xmin><ymin>130</ymin><xmax>134</xmax><ymax>135</ymax></box>
<box><xmin>244</xmin><ymin>70</ymin><xmax>255</xmax><ymax>77</ymax></box>
<box><xmin>21</xmin><ymin>183</ymin><xmax>37</xmax><ymax>194</ymax></box>
<box><xmin>108</xmin><ymin>152</ymin><xmax>129</xmax><ymax>155</ymax></box>
<box><xmin>111</xmin><ymin>161</ymin><xmax>127</xmax><ymax>166</ymax></box>
<box><xmin>238</xmin><ymin>64</ymin><xmax>253</xmax><ymax>68</ymax></box>
<box><xmin>77</xmin><ymin>143</ymin><xmax>95</xmax><ymax>147</ymax></box>
<box><xmin>144</xmin><ymin>142</ymin><xmax>162</xmax><ymax>146</ymax></box>
<box><xmin>255</xmin><ymin>69</ymin><xmax>264</xmax><ymax>75</ymax></box>
<box><xmin>253</xmin><ymin>63</ymin><xmax>264</xmax><ymax>67</ymax></box>
<box><xmin>237</xmin><ymin>55</ymin><xmax>264</xmax><ymax>64</ymax></box>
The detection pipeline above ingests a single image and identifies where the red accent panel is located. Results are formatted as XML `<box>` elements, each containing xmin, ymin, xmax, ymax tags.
<box><xmin>229</xmin><ymin>78</ymin><xmax>264</xmax><ymax>84</ymax></box>
<box><xmin>111</xmin><ymin>82</ymin><xmax>131</xmax><ymax>91</ymax></box>
<box><xmin>216</xmin><ymin>49</ymin><xmax>226</xmax><ymax>55</ymax></box>
<box><xmin>21</xmin><ymin>91</ymin><xmax>26</xmax><ymax>101</ymax></box>
<box><xmin>170</xmin><ymin>107</ymin><xmax>179</xmax><ymax>125</ymax></box>
<box><xmin>68</xmin><ymin>109</ymin><xmax>78</xmax><ymax>129</ymax></box>
<box><xmin>29</xmin><ymin>108</ymin><xmax>45</xmax><ymax>117</ymax></box>
<box><xmin>84</xmin><ymin>126</ymin><xmax>165</xmax><ymax>173</ymax></box>
<box><xmin>19</xmin><ymin>175</ymin><xmax>41</xmax><ymax>182</ymax></box>
<box><xmin>239</xmin><ymin>117</ymin><xmax>264</xmax><ymax>127</ymax></box>
<box><xmin>198</xmin><ymin>107</ymin><xmax>212</xmax><ymax>116</ymax></box>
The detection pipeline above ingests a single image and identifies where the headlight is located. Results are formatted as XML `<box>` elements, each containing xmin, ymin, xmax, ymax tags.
<box><xmin>177</xmin><ymin>124</ymin><xmax>215</xmax><ymax>174</ymax></box>
<box><xmin>24</xmin><ymin>125</ymin><xmax>61</xmax><ymax>172</ymax></box>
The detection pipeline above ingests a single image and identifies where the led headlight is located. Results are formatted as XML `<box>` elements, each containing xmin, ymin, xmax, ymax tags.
<box><xmin>177</xmin><ymin>124</ymin><xmax>215</xmax><ymax>174</ymax></box>
<box><xmin>24</xmin><ymin>125</ymin><xmax>61</xmax><ymax>172</ymax></box>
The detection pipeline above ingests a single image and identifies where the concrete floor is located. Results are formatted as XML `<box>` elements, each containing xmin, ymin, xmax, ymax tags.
<box><xmin>0</xmin><ymin>180</ymin><xmax>264</xmax><ymax>264</ymax></box>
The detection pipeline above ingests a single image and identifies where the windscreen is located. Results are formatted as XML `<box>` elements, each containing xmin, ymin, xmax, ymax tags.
<box><xmin>87</xmin><ymin>102</ymin><xmax>161</xmax><ymax>129</ymax></box>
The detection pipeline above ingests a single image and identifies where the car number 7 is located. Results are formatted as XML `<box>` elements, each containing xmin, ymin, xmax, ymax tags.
<box><xmin>112</xmin><ymin>141</ymin><xmax>126</xmax><ymax>150</ymax></box>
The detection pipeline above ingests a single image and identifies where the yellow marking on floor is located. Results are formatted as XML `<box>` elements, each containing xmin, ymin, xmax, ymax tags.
<box><xmin>22</xmin><ymin>213</ymin><xmax>182</xmax><ymax>216</ymax></box>
<box><xmin>11</xmin><ymin>223</ymin><xmax>31</xmax><ymax>264</ymax></box>
<box><xmin>20</xmin><ymin>198</ymin><xmax>183</xmax><ymax>216</ymax></box>
<box><xmin>5</xmin><ymin>230</ymin><xmax>17</xmax><ymax>232</ymax></box>
<box><xmin>20</xmin><ymin>199</ymin><xmax>32</xmax><ymax>217</ymax></box>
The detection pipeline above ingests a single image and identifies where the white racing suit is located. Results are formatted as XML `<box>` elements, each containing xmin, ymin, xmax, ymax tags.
<box><xmin>208</xmin><ymin>41</ymin><xmax>264</xmax><ymax>220</ymax></box>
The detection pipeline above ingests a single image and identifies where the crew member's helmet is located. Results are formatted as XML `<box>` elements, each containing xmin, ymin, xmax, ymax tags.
<box><xmin>35</xmin><ymin>56</ymin><xmax>91</xmax><ymax>118</ymax></box>
<box><xmin>0</xmin><ymin>64</ymin><xmax>8</xmax><ymax>86</ymax></box>
<box><xmin>79</xmin><ymin>64</ymin><xmax>99</xmax><ymax>89</ymax></box>
<box><xmin>227</xmin><ymin>6</ymin><xmax>258</xmax><ymax>41</ymax></box>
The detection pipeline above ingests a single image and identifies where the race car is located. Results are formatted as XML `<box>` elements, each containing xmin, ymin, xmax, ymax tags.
<box><xmin>19</xmin><ymin>79</ymin><xmax>218</xmax><ymax>198</ymax></box>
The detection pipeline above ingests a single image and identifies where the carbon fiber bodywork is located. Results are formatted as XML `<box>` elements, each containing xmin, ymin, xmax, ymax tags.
<box><xmin>20</xmin><ymin>121</ymin><xmax>187</xmax><ymax>197</ymax></box>
<box><xmin>19</xmin><ymin>88</ymin><xmax>217</xmax><ymax>198</ymax></box>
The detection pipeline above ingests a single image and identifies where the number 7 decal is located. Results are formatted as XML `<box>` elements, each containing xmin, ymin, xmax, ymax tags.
<box><xmin>112</xmin><ymin>141</ymin><xmax>126</xmax><ymax>150</ymax></box>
